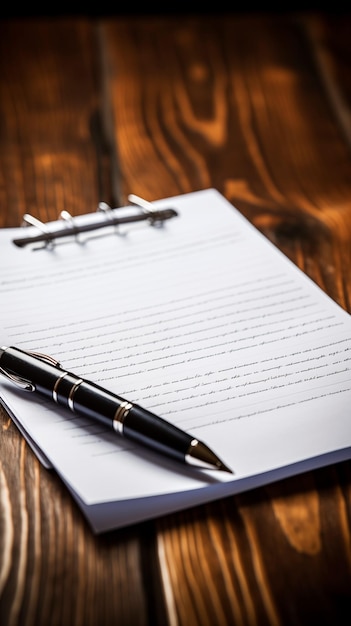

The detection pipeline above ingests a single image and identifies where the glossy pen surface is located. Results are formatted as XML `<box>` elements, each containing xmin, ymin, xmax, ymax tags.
<box><xmin>0</xmin><ymin>346</ymin><xmax>233</xmax><ymax>473</ymax></box>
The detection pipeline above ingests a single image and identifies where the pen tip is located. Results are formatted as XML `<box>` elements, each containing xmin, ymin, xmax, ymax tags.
<box><xmin>186</xmin><ymin>440</ymin><xmax>234</xmax><ymax>474</ymax></box>
<box><xmin>217</xmin><ymin>462</ymin><xmax>234</xmax><ymax>474</ymax></box>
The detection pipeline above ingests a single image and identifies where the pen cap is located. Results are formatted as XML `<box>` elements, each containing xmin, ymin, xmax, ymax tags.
<box><xmin>0</xmin><ymin>346</ymin><xmax>63</xmax><ymax>398</ymax></box>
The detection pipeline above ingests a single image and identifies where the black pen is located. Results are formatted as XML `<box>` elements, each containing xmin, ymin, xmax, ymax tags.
<box><xmin>0</xmin><ymin>346</ymin><xmax>233</xmax><ymax>474</ymax></box>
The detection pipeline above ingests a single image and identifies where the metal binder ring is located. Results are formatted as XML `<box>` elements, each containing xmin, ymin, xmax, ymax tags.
<box><xmin>60</xmin><ymin>210</ymin><xmax>81</xmax><ymax>242</ymax></box>
<box><xmin>22</xmin><ymin>214</ymin><xmax>55</xmax><ymax>249</ymax></box>
<box><xmin>128</xmin><ymin>194</ymin><xmax>155</xmax><ymax>215</ymax></box>
<box><xmin>97</xmin><ymin>202</ymin><xmax>119</xmax><ymax>233</ymax></box>
<box><xmin>128</xmin><ymin>194</ymin><xmax>163</xmax><ymax>228</ymax></box>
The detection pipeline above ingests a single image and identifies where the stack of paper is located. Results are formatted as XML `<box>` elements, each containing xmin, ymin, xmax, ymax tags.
<box><xmin>1</xmin><ymin>189</ymin><xmax>350</xmax><ymax>532</ymax></box>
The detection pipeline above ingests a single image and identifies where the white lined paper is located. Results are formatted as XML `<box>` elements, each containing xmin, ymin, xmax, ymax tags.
<box><xmin>1</xmin><ymin>189</ymin><xmax>350</xmax><ymax>532</ymax></box>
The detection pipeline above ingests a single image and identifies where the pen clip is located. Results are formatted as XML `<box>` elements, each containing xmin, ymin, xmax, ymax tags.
<box><xmin>0</xmin><ymin>366</ymin><xmax>35</xmax><ymax>391</ymax></box>
<box><xmin>25</xmin><ymin>350</ymin><xmax>62</xmax><ymax>368</ymax></box>
<box><xmin>0</xmin><ymin>350</ymin><xmax>62</xmax><ymax>392</ymax></box>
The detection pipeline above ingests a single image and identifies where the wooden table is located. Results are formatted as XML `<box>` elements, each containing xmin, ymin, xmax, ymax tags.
<box><xmin>1</xmin><ymin>12</ymin><xmax>351</xmax><ymax>626</ymax></box>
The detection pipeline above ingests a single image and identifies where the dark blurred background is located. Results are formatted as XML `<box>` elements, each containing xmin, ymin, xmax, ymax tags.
<box><xmin>0</xmin><ymin>3</ymin><xmax>348</xmax><ymax>19</ymax></box>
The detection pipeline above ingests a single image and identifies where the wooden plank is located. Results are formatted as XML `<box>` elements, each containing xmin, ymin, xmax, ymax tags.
<box><xmin>104</xmin><ymin>14</ymin><xmax>351</xmax><ymax>309</ymax></box>
<box><xmin>303</xmin><ymin>13</ymin><xmax>351</xmax><ymax>148</ymax></box>
<box><xmin>0</xmin><ymin>19</ymin><xmax>110</xmax><ymax>227</ymax></box>
<box><xmin>0</xmin><ymin>19</ymin><xmax>157</xmax><ymax>626</ymax></box>
<box><xmin>103</xmin><ymin>13</ymin><xmax>351</xmax><ymax>625</ymax></box>
<box><xmin>0</xmin><ymin>12</ymin><xmax>351</xmax><ymax>626</ymax></box>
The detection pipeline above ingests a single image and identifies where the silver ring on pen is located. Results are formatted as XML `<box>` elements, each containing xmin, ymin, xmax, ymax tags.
<box><xmin>113</xmin><ymin>401</ymin><xmax>133</xmax><ymax>434</ymax></box>
<box><xmin>53</xmin><ymin>372</ymin><xmax>69</xmax><ymax>403</ymax></box>
<box><xmin>68</xmin><ymin>379</ymin><xmax>84</xmax><ymax>411</ymax></box>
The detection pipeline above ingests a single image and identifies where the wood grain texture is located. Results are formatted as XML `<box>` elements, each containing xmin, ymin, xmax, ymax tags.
<box><xmin>104</xmin><ymin>15</ymin><xmax>351</xmax><ymax>309</ymax></box>
<box><xmin>1</xmin><ymin>12</ymin><xmax>351</xmax><ymax>626</ymax></box>
<box><xmin>104</xmin><ymin>13</ymin><xmax>351</xmax><ymax>625</ymax></box>
<box><xmin>0</xmin><ymin>20</ymin><xmax>164</xmax><ymax>626</ymax></box>
<box><xmin>0</xmin><ymin>19</ymin><xmax>107</xmax><ymax>226</ymax></box>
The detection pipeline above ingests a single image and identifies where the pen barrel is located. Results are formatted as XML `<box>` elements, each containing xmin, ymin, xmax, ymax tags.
<box><xmin>124</xmin><ymin>404</ymin><xmax>193</xmax><ymax>462</ymax></box>
<box><xmin>69</xmin><ymin>380</ymin><xmax>126</xmax><ymax>428</ymax></box>
<box><xmin>1</xmin><ymin>347</ymin><xmax>194</xmax><ymax>463</ymax></box>
<box><xmin>73</xmin><ymin>381</ymin><xmax>193</xmax><ymax>462</ymax></box>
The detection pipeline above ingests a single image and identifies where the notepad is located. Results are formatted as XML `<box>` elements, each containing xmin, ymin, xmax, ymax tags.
<box><xmin>1</xmin><ymin>189</ymin><xmax>350</xmax><ymax>533</ymax></box>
